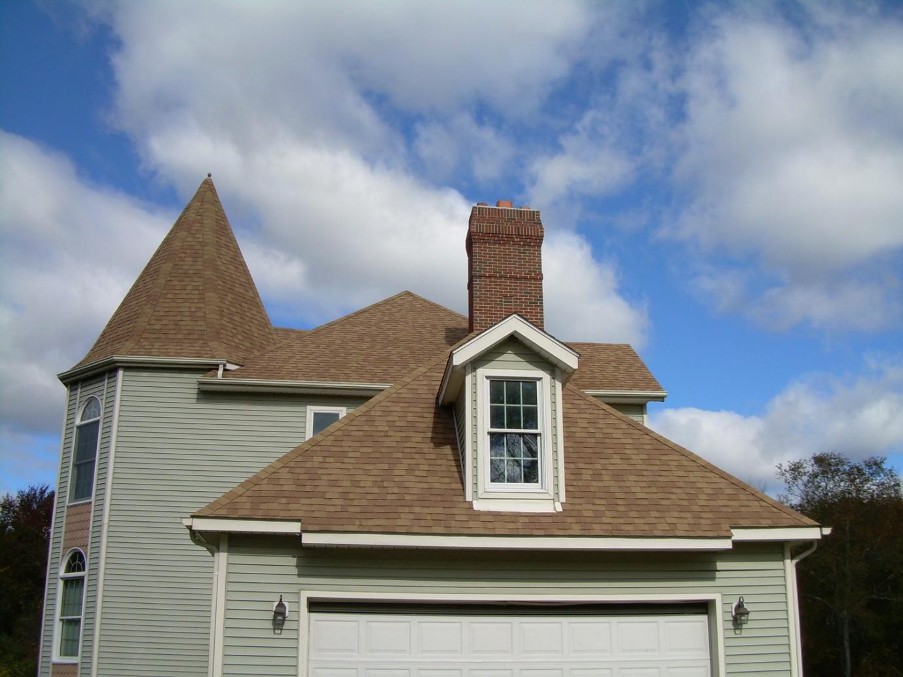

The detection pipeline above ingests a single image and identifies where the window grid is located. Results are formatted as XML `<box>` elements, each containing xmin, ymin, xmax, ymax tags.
<box><xmin>70</xmin><ymin>397</ymin><xmax>101</xmax><ymax>502</ymax></box>
<box><xmin>487</xmin><ymin>379</ymin><xmax>541</xmax><ymax>485</ymax></box>
<box><xmin>58</xmin><ymin>550</ymin><xmax>86</xmax><ymax>659</ymax></box>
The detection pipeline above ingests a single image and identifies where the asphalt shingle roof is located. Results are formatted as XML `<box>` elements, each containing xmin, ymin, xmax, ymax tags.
<box><xmin>198</xmin><ymin>349</ymin><xmax>814</xmax><ymax>536</ymax></box>
<box><xmin>75</xmin><ymin>178</ymin><xmax>275</xmax><ymax>368</ymax></box>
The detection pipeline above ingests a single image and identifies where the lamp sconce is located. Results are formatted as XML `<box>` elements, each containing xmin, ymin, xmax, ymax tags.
<box><xmin>272</xmin><ymin>595</ymin><xmax>288</xmax><ymax>631</ymax></box>
<box><xmin>731</xmin><ymin>596</ymin><xmax>750</xmax><ymax>626</ymax></box>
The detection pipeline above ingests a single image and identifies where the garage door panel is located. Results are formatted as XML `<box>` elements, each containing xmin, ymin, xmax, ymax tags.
<box><xmin>308</xmin><ymin>611</ymin><xmax>711</xmax><ymax>676</ymax></box>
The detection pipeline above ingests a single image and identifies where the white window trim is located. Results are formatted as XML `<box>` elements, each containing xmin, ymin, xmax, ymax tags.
<box><xmin>69</xmin><ymin>395</ymin><xmax>102</xmax><ymax>505</ymax></box>
<box><xmin>305</xmin><ymin>405</ymin><xmax>347</xmax><ymax>440</ymax></box>
<box><xmin>53</xmin><ymin>548</ymin><xmax>87</xmax><ymax>664</ymax></box>
<box><xmin>476</xmin><ymin>368</ymin><xmax>555</xmax><ymax>505</ymax></box>
<box><xmin>297</xmin><ymin>590</ymin><xmax>726</xmax><ymax>677</ymax></box>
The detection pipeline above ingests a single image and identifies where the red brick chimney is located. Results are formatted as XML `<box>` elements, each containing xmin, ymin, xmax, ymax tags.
<box><xmin>467</xmin><ymin>201</ymin><xmax>544</xmax><ymax>333</ymax></box>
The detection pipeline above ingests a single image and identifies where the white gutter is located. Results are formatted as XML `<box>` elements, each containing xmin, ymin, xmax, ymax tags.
<box><xmin>583</xmin><ymin>390</ymin><xmax>668</xmax><ymax>403</ymax></box>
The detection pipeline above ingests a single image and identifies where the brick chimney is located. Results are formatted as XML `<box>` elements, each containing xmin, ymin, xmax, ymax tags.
<box><xmin>467</xmin><ymin>201</ymin><xmax>544</xmax><ymax>333</ymax></box>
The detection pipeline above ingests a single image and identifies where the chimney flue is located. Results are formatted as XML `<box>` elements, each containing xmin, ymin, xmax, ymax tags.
<box><xmin>466</xmin><ymin>202</ymin><xmax>544</xmax><ymax>333</ymax></box>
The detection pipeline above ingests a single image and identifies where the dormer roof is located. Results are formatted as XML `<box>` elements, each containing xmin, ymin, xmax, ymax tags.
<box><xmin>73</xmin><ymin>177</ymin><xmax>275</xmax><ymax>370</ymax></box>
<box><xmin>438</xmin><ymin>313</ymin><xmax>579</xmax><ymax>405</ymax></box>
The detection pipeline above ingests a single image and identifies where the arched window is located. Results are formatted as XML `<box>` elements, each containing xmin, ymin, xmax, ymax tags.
<box><xmin>57</xmin><ymin>549</ymin><xmax>86</xmax><ymax>659</ymax></box>
<box><xmin>70</xmin><ymin>397</ymin><xmax>101</xmax><ymax>502</ymax></box>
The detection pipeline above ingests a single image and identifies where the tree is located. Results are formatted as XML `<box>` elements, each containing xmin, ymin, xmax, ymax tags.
<box><xmin>778</xmin><ymin>453</ymin><xmax>903</xmax><ymax>677</ymax></box>
<box><xmin>0</xmin><ymin>485</ymin><xmax>55</xmax><ymax>677</ymax></box>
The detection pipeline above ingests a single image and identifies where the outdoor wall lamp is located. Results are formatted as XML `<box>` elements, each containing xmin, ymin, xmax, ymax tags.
<box><xmin>732</xmin><ymin>596</ymin><xmax>750</xmax><ymax>625</ymax></box>
<box><xmin>273</xmin><ymin>595</ymin><xmax>288</xmax><ymax>630</ymax></box>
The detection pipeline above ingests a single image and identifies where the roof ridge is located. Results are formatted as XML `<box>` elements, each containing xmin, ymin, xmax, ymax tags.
<box><xmin>196</xmin><ymin>346</ymin><xmax>454</xmax><ymax>517</ymax></box>
<box><xmin>563</xmin><ymin>383</ymin><xmax>816</xmax><ymax>527</ymax></box>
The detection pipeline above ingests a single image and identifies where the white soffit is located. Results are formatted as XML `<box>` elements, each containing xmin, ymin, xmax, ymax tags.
<box><xmin>731</xmin><ymin>527</ymin><xmax>826</xmax><ymax>542</ymax></box>
<box><xmin>439</xmin><ymin>314</ymin><xmax>579</xmax><ymax>404</ymax></box>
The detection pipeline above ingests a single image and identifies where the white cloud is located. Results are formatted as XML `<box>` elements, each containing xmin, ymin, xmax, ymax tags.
<box><xmin>671</xmin><ymin>5</ymin><xmax>903</xmax><ymax>330</ymax></box>
<box><xmin>650</xmin><ymin>358</ymin><xmax>903</xmax><ymax>492</ymax></box>
<box><xmin>0</xmin><ymin>131</ymin><xmax>171</xmax><ymax>439</ymax></box>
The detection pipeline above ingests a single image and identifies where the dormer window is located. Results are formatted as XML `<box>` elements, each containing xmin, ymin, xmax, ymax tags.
<box><xmin>488</xmin><ymin>379</ymin><xmax>541</xmax><ymax>486</ymax></box>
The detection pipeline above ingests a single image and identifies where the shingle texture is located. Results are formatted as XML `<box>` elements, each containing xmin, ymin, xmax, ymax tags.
<box><xmin>75</xmin><ymin>178</ymin><xmax>275</xmax><ymax>368</ymax></box>
<box><xmin>221</xmin><ymin>292</ymin><xmax>470</xmax><ymax>383</ymax></box>
<box><xmin>198</xmin><ymin>351</ymin><xmax>814</xmax><ymax>536</ymax></box>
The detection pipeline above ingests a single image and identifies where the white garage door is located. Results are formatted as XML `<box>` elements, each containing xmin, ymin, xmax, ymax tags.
<box><xmin>308</xmin><ymin>608</ymin><xmax>711</xmax><ymax>677</ymax></box>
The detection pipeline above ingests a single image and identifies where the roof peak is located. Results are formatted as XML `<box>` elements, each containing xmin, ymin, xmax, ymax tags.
<box><xmin>74</xmin><ymin>176</ymin><xmax>275</xmax><ymax>369</ymax></box>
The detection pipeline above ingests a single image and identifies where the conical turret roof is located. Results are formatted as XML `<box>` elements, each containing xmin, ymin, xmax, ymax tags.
<box><xmin>74</xmin><ymin>177</ymin><xmax>275</xmax><ymax>368</ymax></box>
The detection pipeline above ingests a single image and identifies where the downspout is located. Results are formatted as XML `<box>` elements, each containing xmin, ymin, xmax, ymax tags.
<box><xmin>787</xmin><ymin>539</ymin><xmax>821</xmax><ymax>677</ymax></box>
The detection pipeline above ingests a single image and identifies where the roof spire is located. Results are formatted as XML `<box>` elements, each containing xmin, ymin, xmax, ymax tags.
<box><xmin>73</xmin><ymin>177</ymin><xmax>275</xmax><ymax>369</ymax></box>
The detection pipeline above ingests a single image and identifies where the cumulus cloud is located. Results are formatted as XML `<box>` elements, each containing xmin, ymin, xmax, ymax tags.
<box><xmin>650</xmin><ymin>358</ymin><xmax>903</xmax><ymax>492</ymax></box>
<box><xmin>671</xmin><ymin>4</ymin><xmax>903</xmax><ymax>330</ymax></box>
<box><xmin>0</xmin><ymin>132</ymin><xmax>172</xmax><ymax>480</ymax></box>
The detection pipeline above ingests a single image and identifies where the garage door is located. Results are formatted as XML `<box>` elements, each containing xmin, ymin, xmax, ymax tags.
<box><xmin>308</xmin><ymin>607</ymin><xmax>711</xmax><ymax>677</ymax></box>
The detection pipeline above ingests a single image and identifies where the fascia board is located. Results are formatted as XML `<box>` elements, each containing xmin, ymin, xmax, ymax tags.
<box><xmin>197</xmin><ymin>378</ymin><xmax>389</xmax><ymax>397</ymax></box>
<box><xmin>301</xmin><ymin>532</ymin><xmax>732</xmax><ymax>551</ymax></box>
<box><xmin>439</xmin><ymin>315</ymin><xmax>578</xmax><ymax>404</ymax></box>
<box><xmin>59</xmin><ymin>356</ymin><xmax>228</xmax><ymax>383</ymax></box>
<box><xmin>184</xmin><ymin>517</ymin><xmax>302</xmax><ymax>535</ymax></box>
<box><xmin>731</xmin><ymin>527</ymin><xmax>825</xmax><ymax>542</ymax></box>
<box><xmin>584</xmin><ymin>390</ymin><xmax>669</xmax><ymax>403</ymax></box>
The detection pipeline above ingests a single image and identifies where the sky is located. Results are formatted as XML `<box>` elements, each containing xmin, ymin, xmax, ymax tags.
<box><xmin>1</xmin><ymin>0</ymin><xmax>902</xmax><ymax>497</ymax></box>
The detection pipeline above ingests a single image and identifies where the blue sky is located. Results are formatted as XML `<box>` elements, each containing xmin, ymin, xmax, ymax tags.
<box><xmin>1</xmin><ymin>0</ymin><xmax>902</xmax><ymax>496</ymax></box>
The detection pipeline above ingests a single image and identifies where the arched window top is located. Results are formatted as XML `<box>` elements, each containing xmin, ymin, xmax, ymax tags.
<box><xmin>62</xmin><ymin>549</ymin><xmax>86</xmax><ymax>575</ymax></box>
<box><xmin>79</xmin><ymin>397</ymin><xmax>101</xmax><ymax>423</ymax></box>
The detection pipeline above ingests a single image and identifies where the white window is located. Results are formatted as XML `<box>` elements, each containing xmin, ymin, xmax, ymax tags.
<box><xmin>56</xmin><ymin>549</ymin><xmax>86</xmax><ymax>661</ymax></box>
<box><xmin>477</xmin><ymin>369</ymin><xmax>554</xmax><ymax>504</ymax></box>
<box><xmin>306</xmin><ymin>406</ymin><xmax>347</xmax><ymax>439</ymax></box>
<box><xmin>488</xmin><ymin>379</ymin><xmax>541</xmax><ymax>485</ymax></box>
<box><xmin>70</xmin><ymin>397</ymin><xmax>101</xmax><ymax>503</ymax></box>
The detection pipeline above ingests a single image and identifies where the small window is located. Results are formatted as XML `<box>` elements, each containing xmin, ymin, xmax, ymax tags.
<box><xmin>306</xmin><ymin>406</ymin><xmax>347</xmax><ymax>439</ymax></box>
<box><xmin>57</xmin><ymin>549</ymin><xmax>86</xmax><ymax>660</ymax></box>
<box><xmin>488</xmin><ymin>379</ymin><xmax>542</xmax><ymax>485</ymax></box>
<box><xmin>70</xmin><ymin>397</ymin><xmax>101</xmax><ymax>502</ymax></box>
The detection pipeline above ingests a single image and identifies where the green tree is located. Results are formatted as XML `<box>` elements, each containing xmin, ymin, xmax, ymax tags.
<box><xmin>778</xmin><ymin>453</ymin><xmax>903</xmax><ymax>677</ymax></box>
<box><xmin>0</xmin><ymin>485</ymin><xmax>54</xmax><ymax>677</ymax></box>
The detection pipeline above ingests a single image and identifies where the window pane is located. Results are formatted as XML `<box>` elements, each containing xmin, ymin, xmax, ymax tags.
<box><xmin>506</xmin><ymin>459</ymin><xmax>523</xmax><ymax>483</ymax></box>
<box><xmin>523</xmin><ymin>434</ymin><xmax>539</xmax><ymax>458</ymax></box>
<box><xmin>70</xmin><ymin>459</ymin><xmax>96</xmax><ymax>502</ymax></box>
<box><xmin>522</xmin><ymin>405</ymin><xmax>538</xmax><ymax>430</ymax></box>
<box><xmin>489</xmin><ymin>381</ymin><xmax>505</xmax><ymax>404</ymax></box>
<box><xmin>311</xmin><ymin>411</ymin><xmax>341</xmax><ymax>436</ymax></box>
<box><xmin>521</xmin><ymin>381</ymin><xmax>537</xmax><ymax>404</ymax></box>
<box><xmin>523</xmin><ymin>460</ymin><xmax>539</xmax><ymax>483</ymax></box>
<box><xmin>490</xmin><ymin>433</ymin><xmax>505</xmax><ymax>458</ymax></box>
<box><xmin>505</xmin><ymin>381</ymin><xmax>521</xmax><ymax>404</ymax></box>
<box><xmin>59</xmin><ymin>619</ymin><xmax>81</xmax><ymax>657</ymax></box>
<box><xmin>65</xmin><ymin>551</ymin><xmax>86</xmax><ymax>573</ymax></box>
<box><xmin>490</xmin><ymin>404</ymin><xmax>505</xmax><ymax>429</ymax></box>
<box><xmin>506</xmin><ymin>434</ymin><xmax>522</xmax><ymax>459</ymax></box>
<box><xmin>60</xmin><ymin>579</ymin><xmax>84</xmax><ymax>617</ymax></box>
<box><xmin>490</xmin><ymin>457</ymin><xmax>505</xmax><ymax>483</ymax></box>
<box><xmin>74</xmin><ymin>421</ymin><xmax>99</xmax><ymax>463</ymax></box>
<box><xmin>80</xmin><ymin>397</ymin><xmax>101</xmax><ymax>421</ymax></box>
<box><xmin>506</xmin><ymin>405</ymin><xmax>522</xmax><ymax>429</ymax></box>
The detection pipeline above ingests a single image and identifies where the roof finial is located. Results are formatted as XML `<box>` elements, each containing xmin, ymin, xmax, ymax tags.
<box><xmin>207</xmin><ymin>172</ymin><xmax>212</xmax><ymax>178</ymax></box>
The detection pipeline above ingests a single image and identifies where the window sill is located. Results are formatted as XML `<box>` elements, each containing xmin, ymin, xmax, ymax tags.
<box><xmin>472</xmin><ymin>497</ymin><xmax>562</xmax><ymax>513</ymax></box>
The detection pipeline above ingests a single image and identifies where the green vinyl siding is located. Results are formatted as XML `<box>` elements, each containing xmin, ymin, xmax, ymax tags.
<box><xmin>91</xmin><ymin>368</ymin><xmax>367</xmax><ymax>677</ymax></box>
<box><xmin>222</xmin><ymin>537</ymin><xmax>793</xmax><ymax>676</ymax></box>
<box><xmin>40</xmin><ymin>373</ymin><xmax>117</xmax><ymax>676</ymax></box>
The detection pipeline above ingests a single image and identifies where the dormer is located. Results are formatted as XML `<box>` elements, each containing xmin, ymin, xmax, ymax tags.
<box><xmin>439</xmin><ymin>314</ymin><xmax>578</xmax><ymax>512</ymax></box>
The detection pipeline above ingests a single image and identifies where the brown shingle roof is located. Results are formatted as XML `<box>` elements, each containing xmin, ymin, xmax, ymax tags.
<box><xmin>567</xmin><ymin>343</ymin><xmax>663</xmax><ymax>393</ymax></box>
<box><xmin>219</xmin><ymin>291</ymin><xmax>470</xmax><ymax>383</ymax></box>
<box><xmin>75</xmin><ymin>177</ymin><xmax>275</xmax><ymax>368</ymax></box>
<box><xmin>198</xmin><ymin>350</ymin><xmax>813</xmax><ymax>537</ymax></box>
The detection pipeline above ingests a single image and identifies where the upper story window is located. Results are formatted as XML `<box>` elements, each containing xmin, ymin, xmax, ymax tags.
<box><xmin>56</xmin><ymin>549</ymin><xmax>86</xmax><ymax>660</ymax></box>
<box><xmin>488</xmin><ymin>379</ymin><xmax>541</xmax><ymax>485</ymax></box>
<box><xmin>306</xmin><ymin>406</ymin><xmax>347</xmax><ymax>439</ymax></box>
<box><xmin>70</xmin><ymin>397</ymin><xmax>101</xmax><ymax>503</ymax></box>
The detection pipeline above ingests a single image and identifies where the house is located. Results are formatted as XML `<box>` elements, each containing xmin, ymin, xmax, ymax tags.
<box><xmin>40</xmin><ymin>177</ymin><xmax>826</xmax><ymax>676</ymax></box>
